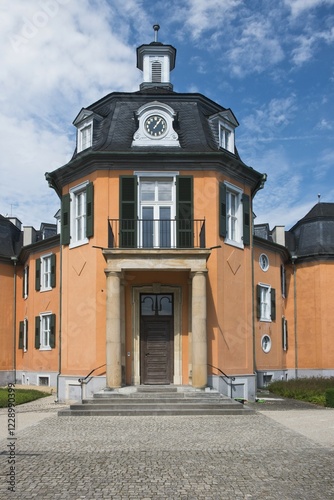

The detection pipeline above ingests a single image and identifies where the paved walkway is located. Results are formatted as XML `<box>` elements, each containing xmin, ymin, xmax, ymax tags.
<box><xmin>0</xmin><ymin>394</ymin><xmax>334</xmax><ymax>499</ymax></box>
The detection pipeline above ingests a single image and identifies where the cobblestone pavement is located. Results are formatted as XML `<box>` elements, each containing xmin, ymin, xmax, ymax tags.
<box><xmin>1</xmin><ymin>396</ymin><xmax>334</xmax><ymax>499</ymax></box>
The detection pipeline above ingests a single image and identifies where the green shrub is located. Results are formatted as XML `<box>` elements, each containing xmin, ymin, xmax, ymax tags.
<box><xmin>325</xmin><ymin>388</ymin><xmax>334</xmax><ymax>408</ymax></box>
<box><xmin>0</xmin><ymin>388</ymin><xmax>50</xmax><ymax>408</ymax></box>
<box><xmin>268</xmin><ymin>377</ymin><xmax>334</xmax><ymax>407</ymax></box>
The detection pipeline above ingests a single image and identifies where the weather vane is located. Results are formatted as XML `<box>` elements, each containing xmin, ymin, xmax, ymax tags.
<box><xmin>153</xmin><ymin>24</ymin><xmax>160</xmax><ymax>42</ymax></box>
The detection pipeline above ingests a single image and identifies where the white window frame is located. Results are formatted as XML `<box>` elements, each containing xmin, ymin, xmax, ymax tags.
<box><xmin>37</xmin><ymin>374</ymin><xmax>50</xmax><ymax>387</ymax></box>
<box><xmin>23</xmin><ymin>318</ymin><xmax>28</xmax><ymax>353</ymax></box>
<box><xmin>77</xmin><ymin>121</ymin><xmax>93</xmax><ymax>153</ymax></box>
<box><xmin>136</xmin><ymin>172</ymin><xmax>177</xmax><ymax>249</ymax></box>
<box><xmin>224</xmin><ymin>181</ymin><xmax>243</xmax><ymax>248</ymax></box>
<box><xmin>259</xmin><ymin>283</ymin><xmax>272</xmax><ymax>322</ymax></box>
<box><xmin>40</xmin><ymin>254</ymin><xmax>52</xmax><ymax>292</ymax></box>
<box><xmin>259</xmin><ymin>253</ymin><xmax>269</xmax><ymax>272</ymax></box>
<box><xmin>261</xmin><ymin>335</ymin><xmax>272</xmax><ymax>353</ymax></box>
<box><xmin>219</xmin><ymin>122</ymin><xmax>235</xmax><ymax>153</ymax></box>
<box><xmin>23</xmin><ymin>265</ymin><xmax>29</xmax><ymax>299</ymax></box>
<box><xmin>69</xmin><ymin>181</ymin><xmax>89</xmax><ymax>248</ymax></box>
<box><xmin>40</xmin><ymin>313</ymin><xmax>52</xmax><ymax>351</ymax></box>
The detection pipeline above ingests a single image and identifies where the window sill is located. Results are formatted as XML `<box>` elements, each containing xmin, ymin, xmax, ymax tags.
<box><xmin>259</xmin><ymin>318</ymin><xmax>272</xmax><ymax>323</ymax></box>
<box><xmin>39</xmin><ymin>347</ymin><xmax>52</xmax><ymax>351</ymax></box>
<box><xmin>40</xmin><ymin>287</ymin><xmax>52</xmax><ymax>293</ymax></box>
<box><xmin>224</xmin><ymin>238</ymin><xmax>244</xmax><ymax>250</ymax></box>
<box><xmin>69</xmin><ymin>238</ymin><xmax>89</xmax><ymax>249</ymax></box>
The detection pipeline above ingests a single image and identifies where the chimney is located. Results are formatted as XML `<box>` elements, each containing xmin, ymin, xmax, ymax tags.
<box><xmin>23</xmin><ymin>226</ymin><xmax>37</xmax><ymax>246</ymax></box>
<box><xmin>271</xmin><ymin>226</ymin><xmax>285</xmax><ymax>246</ymax></box>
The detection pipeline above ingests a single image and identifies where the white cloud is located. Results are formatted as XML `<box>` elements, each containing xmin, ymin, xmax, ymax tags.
<box><xmin>177</xmin><ymin>0</ymin><xmax>242</xmax><ymax>40</ymax></box>
<box><xmin>291</xmin><ymin>27</ymin><xmax>334</xmax><ymax>65</ymax></box>
<box><xmin>284</xmin><ymin>0</ymin><xmax>334</xmax><ymax>18</ymax></box>
<box><xmin>0</xmin><ymin>0</ymin><xmax>144</xmax><ymax>227</ymax></box>
<box><xmin>251</xmin><ymin>148</ymin><xmax>304</xmax><ymax>228</ymax></box>
<box><xmin>226</xmin><ymin>17</ymin><xmax>284</xmax><ymax>77</ymax></box>
<box><xmin>242</xmin><ymin>96</ymin><xmax>297</xmax><ymax>136</ymax></box>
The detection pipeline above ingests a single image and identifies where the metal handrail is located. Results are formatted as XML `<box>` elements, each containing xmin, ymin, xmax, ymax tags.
<box><xmin>78</xmin><ymin>363</ymin><xmax>106</xmax><ymax>384</ymax></box>
<box><xmin>207</xmin><ymin>363</ymin><xmax>236</xmax><ymax>399</ymax></box>
<box><xmin>108</xmin><ymin>218</ymin><xmax>206</xmax><ymax>249</ymax></box>
<box><xmin>78</xmin><ymin>363</ymin><xmax>106</xmax><ymax>401</ymax></box>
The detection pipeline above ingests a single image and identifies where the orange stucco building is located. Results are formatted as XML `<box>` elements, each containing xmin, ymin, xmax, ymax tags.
<box><xmin>1</xmin><ymin>31</ymin><xmax>333</xmax><ymax>402</ymax></box>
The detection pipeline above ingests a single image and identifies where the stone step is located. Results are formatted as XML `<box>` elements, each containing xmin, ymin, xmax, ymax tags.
<box><xmin>58</xmin><ymin>407</ymin><xmax>253</xmax><ymax>416</ymax></box>
<box><xmin>69</xmin><ymin>401</ymin><xmax>243</xmax><ymax>411</ymax></box>
<box><xmin>87</xmin><ymin>394</ymin><xmax>230</xmax><ymax>404</ymax></box>
<box><xmin>58</xmin><ymin>385</ymin><xmax>254</xmax><ymax>417</ymax></box>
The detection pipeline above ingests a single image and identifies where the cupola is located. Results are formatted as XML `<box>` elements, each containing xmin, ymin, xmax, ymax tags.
<box><xmin>136</xmin><ymin>25</ymin><xmax>176</xmax><ymax>91</ymax></box>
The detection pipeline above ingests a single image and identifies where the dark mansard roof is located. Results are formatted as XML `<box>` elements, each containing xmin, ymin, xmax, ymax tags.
<box><xmin>287</xmin><ymin>203</ymin><xmax>334</xmax><ymax>259</ymax></box>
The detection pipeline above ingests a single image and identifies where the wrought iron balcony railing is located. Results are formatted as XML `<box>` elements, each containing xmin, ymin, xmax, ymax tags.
<box><xmin>108</xmin><ymin>218</ymin><xmax>206</xmax><ymax>249</ymax></box>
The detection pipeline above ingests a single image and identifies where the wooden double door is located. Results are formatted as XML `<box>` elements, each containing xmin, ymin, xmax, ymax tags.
<box><xmin>140</xmin><ymin>294</ymin><xmax>174</xmax><ymax>385</ymax></box>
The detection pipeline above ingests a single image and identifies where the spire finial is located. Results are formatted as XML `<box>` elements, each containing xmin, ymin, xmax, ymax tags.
<box><xmin>318</xmin><ymin>193</ymin><xmax>321</xmax><ymax>203</ymax></box>
<box><xmin>153</xmin><ymin>24</ymin><xmax>160</xmax><ymax>42</ymax></box>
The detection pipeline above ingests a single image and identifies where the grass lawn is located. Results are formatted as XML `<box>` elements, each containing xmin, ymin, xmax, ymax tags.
<box><xmin>0</xmin><ymin>387</ymin><xmax>50</xmax><ymax>408</ymax></box>
<box><xmin>269</xmin><ymin>377</ymin><xmax>334</xmax><ymax>407</ymax></box>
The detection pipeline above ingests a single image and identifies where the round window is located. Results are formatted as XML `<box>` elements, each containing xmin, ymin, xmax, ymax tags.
<box><xmin>259</xmin><ymin>253</ymin><xmax>269</xmax><ymax>271</ymax></box>
<box><xmin>261</xmin><ymin>335</ymin><xmax>272</xmax><ymax>353</ymax></box>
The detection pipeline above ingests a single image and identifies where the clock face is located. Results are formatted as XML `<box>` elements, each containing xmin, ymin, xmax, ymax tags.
<box><xmin>144</xmin><ymin>115</ymin><xmax>167</xmax><ymax>137</ymax></box>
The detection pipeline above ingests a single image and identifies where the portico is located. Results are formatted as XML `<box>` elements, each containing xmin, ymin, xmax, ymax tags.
<box><xmin>103</xmin><ymin>249</ymin><xmax>211</xmax><ymax>389</ymax></box>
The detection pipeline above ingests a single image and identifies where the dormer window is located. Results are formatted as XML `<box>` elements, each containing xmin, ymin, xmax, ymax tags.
<box><xmin>219</xmin><ymin>124</ymin><xmax>234</xmax><ymax>152</ymax></box>
<box><xmin>78</xmin><ymin>122</ymin><xmax>92</xmax><ymax>153</ymax></box>
<box><xmin>208</xmin><ymin>109</ymin><xmax>238</xmax><ymax>154</ymax></box>
<box><xmin>73</xmin><ymin>108</ymin><xmax>95</xmax><ymax>154</ymax></box>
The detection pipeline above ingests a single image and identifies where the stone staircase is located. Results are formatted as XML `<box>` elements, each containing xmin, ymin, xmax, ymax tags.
<box><xmin>58</xmin><ymin>386</ymin><xmax>254</xmax><ymax>416</ymax></box>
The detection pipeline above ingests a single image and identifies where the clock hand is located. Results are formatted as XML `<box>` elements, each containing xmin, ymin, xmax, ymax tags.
<box><xmin>153</xmin><ymin>118</ymin><xmax>162</xmax><ymax>129</ymax></box>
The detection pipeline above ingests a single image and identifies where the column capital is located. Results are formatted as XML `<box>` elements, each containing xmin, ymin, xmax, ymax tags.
<box><xmin>190</xmin><ymin>270</ymin><xmax>208</xmax><ymax>279</ymax></box>
<box><xmin>104</xmin><ymin>269</ymin><xmax>122</xmax><ymax>278</ymax></box>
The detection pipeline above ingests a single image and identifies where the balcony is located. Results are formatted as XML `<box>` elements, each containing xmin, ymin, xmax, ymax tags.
<box><xmin>108</xmin><ymin>218</ymin><xmax>206</xmax><ymax>249</ymax></box>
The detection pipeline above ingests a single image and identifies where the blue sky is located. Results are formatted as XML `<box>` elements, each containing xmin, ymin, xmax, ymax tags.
<box><xmin>1</xmin><ymin>0</ymin><xmax>333</xmax><ymax>230</ymax></box>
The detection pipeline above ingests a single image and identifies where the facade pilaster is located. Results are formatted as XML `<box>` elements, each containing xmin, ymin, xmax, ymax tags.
<box><xmin>191</xmin><ymin>271</ymin><xmax>207</xmax><ymax>388</ymax></box>
<box><xmin>105</xmin><ymin>270</ymin><xmax>122</xmax><ymax>388</ymax></box>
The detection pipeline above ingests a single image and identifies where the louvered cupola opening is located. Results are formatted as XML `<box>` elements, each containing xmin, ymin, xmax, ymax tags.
<box><xmin>152</xmin><ymin>61</ymin><xmax>162</xmax><ymax>83</ymax></box>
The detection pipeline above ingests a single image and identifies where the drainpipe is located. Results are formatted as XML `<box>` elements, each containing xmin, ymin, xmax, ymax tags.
<box><xmin>11</xmin><ymin>256</ymin><xmax>18</xmax><ymax>384</ymax></box>
<box><xmin>251</xmin><ymin>173</ymin><xmax>267</xmax><ymax>393</ymax></box>
<box><xmin>292</xmin><ymin>256</ymin><xmax>298</xmax><ymax>379</ymax></box>
<box><xmin>56</xmin><ymin>241</ymin><xmax>63</xmax><ymax>402</ymax></box>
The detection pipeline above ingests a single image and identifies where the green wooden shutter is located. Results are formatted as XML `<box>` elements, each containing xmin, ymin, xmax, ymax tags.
<box><xmin>61</xmin><ymin>193</ymin><xmax>71</xmax><ymax>245</ymax></box>
<box><xmin>51</xmin><ymin>254</ymin><xmax>56</xmax><ymax>288</ymax></box>
<box><xmin>35</xmin><ymin>258</ymin><xmax>41</xmax><ymax>291</ymax></box>
<box><xmin>271</xmin><ymin>288</ymin><xmax>276</xmax><ymax>321</ymax></box>
<box><xmin>176</xmin><ymin>176</ymin><xmax>193</xmax><ymax>248</ymax></box>
<box><xmin>256</xmin><ymin>284</ymin><xmax>261</xmax><ymax>319</ymax></box>
<box><xmin>35</xmin><ymin>316</ymin><xmax>40</xmax><ymax>349</ymax></box>
<box><xmin>50</xmin><ymin>314</ymin><xmax>56</xmax><ymax>348</ymax></box>
<box><xmin>120</xmin><ymin>176</ymin><xmax>137</xmax><ymax>248</ymax></box>
<box><xmin>19</xmin><ymin>321</ymin><xmax>24</xmax><ymax>349</ymax></box>
<box><xmin>219</xmin><ymin>183</ymin><xmax>227</xmax><ymax>238</ymax></box>
<box><xmin>282</xmin><ymin>316</ymin><xmax>288</xmax><ymax>350</ymax></box>
<box><xmin>242</xmin><ymin>193</ymin><xmax>250</xmax><ymax>245</ymax></box>
<box><xmin>86</xmin><ymin>182</ymin><xmax>94</xmax><ymax>238</ymax></box>
<box><xmin>281</xmin><ymin>265</ymin><xmax>286</xmax><ymax>298</ymax></box>
<box><xmin>26</xmin><ymin>320</ymin><xmax>28</xmax><ymax>350</ymax></box>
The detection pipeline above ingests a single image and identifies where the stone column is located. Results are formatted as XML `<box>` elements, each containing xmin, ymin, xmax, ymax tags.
<box><xmin>105</xmin><ymin>270</ymin><xmax>122</xmax><ymax>388</ymax></box>
<box><xmin>191</xmin><ymin>271</ymin><xmax>207</xmax><ymax>388</ymax></box>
